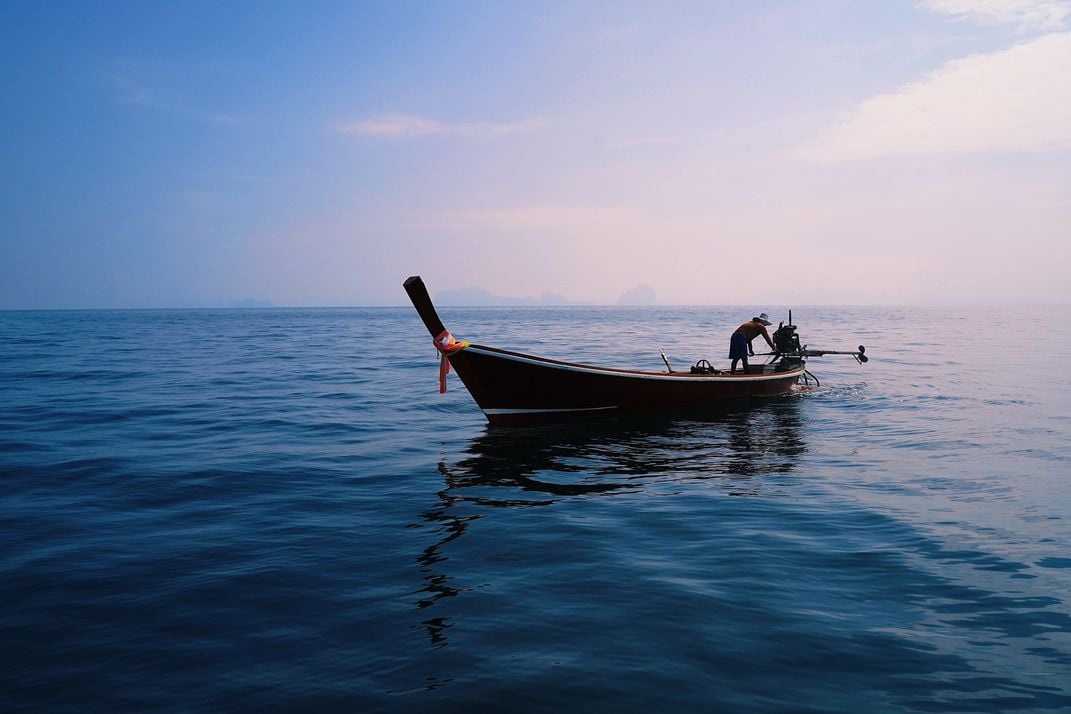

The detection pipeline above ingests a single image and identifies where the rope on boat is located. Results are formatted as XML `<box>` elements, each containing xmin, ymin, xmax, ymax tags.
<box><xmin>433</xmin><ymin>329</ymin><xmax>469</xmax><ymax>394</ymax></box>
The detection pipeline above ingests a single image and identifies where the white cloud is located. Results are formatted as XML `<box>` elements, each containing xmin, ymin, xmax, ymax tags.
<box><xmin>919</xmin><ymin>0</ymin><xmax>1071</xmax><ymax>32</ymax></box>
<box><xmin>108</xmin><ymin>72</ymin><xmax>243</xmax><ymax>125</ymax></box>
<box><xmin>796</xmin><ymin>32</ymin><xmax>1071</xmax><ymax>160</ymax></box>
<box><xmin>336</xmin><ymin>113</ymin><xmax>546</xmax><ymax>138</ymax></box>
<box><xmin>110</xmin><ymin>75</ymin><xmax>158</xmax><ymax>106</ymax></box>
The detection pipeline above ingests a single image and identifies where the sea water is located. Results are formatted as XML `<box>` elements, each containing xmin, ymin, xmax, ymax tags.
<box><xmin>1</xmin><ymin>305</ymin><xmax>1069</xmax><ymax>712</ymax></box>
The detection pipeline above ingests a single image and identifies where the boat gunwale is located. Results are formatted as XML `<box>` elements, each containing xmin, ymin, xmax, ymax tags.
<box><xmin>458</xmin><ymin>343</ymin><xmax>805</xmax><ymax>382</ymax></box>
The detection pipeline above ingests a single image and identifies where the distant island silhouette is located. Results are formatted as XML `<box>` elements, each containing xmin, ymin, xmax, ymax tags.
<box><xmin>617</xmin><ymin>284</ymin><xmax>656</xmax><ymax>305</ymax></box>
<box><xmin>222</xmin><ymin>298</ymin><xmax>274</xmax><ymax>308</ymax></box>
<box><xmin>435</xmin><ymin>287</ymin><xmax>578</xmax><ymax>306</ymax></box>
<box><xmin>435</xmin><ymin>285</ymin><xmax>656</xmax><ymax>306</ymax></box>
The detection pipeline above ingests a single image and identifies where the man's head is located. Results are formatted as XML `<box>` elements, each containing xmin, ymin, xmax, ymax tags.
<box><xmin>753</xmin><ymin>312</ymin><xmax>771</xmax><ymax>326</ymax></box>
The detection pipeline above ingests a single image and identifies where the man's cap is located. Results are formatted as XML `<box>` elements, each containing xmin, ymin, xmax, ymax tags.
<box><xmin>753</xmin><ymin>312</ymin><xmax>771</xmax><ymax>326</ymax></box>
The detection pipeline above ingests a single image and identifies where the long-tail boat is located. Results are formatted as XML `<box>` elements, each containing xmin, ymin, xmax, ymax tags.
<box><xmin>404</xmin><ymin>276</ymin><xmax>866</xmax><ymax>425</ymax></box>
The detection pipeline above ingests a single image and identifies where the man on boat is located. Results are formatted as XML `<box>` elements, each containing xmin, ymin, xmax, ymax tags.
<box><xmin>729</xmin><ymin>312</ymin><xmax>775</xmax><ymax>374</ymax></box>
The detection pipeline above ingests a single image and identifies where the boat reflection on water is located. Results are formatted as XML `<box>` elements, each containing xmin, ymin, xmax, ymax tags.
<box><xmin>409</xmin><ymin>397</ymin><xmax>807</xmax><ymax>647</ymax></box>
<box><xmin>452</xmin><ymin>395</ymin><xmax>804</xmax><ymax>497</ymax></box>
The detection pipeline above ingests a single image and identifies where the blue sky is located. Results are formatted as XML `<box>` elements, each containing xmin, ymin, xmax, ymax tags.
<box><xmin>2</xmin><ymin>0</ymin><xmax>1069</xmax><ymax>308</ymax></box>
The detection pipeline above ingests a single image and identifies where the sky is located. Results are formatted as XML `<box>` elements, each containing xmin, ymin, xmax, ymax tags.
<box><xmin>1</xmin><ymin>0</ymin><xmax>1069</xmax><ymax>308</ymax></box>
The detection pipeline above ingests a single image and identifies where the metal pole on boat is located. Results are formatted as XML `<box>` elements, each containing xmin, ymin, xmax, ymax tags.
<box><xmin>801</xmin><ymin>346</ymin><xmax>868</xmax><ymax>363</ymax></box>
<box><xmin>659</xmin><ymin>348</ymin><xmax>674</xmax><ymax>373</ymax></box>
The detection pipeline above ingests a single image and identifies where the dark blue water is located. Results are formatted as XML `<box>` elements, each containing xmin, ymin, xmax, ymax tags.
<box><xmin>2</xmin><ymin>306</ymin><xmax>1069</xmax><ymax>712</ymax></box>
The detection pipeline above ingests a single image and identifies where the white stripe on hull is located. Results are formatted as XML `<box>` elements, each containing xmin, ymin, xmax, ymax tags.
<box><xmin>482</xmin><ymin>406</ymin><xmax>619</xmax><ymax>416</ymax></box>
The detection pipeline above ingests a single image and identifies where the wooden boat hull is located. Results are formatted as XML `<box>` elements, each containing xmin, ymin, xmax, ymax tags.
<box><xmin>448</xmin><ymin>344</ymin><xmax>803</xmax><ymax>425</ymax></box>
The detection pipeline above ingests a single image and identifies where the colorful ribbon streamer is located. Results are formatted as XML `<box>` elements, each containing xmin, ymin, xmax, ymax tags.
<box><xmin>432</xmin><ymin>329</ymin><xmax>469</xmax><ymax>394</ymax></box>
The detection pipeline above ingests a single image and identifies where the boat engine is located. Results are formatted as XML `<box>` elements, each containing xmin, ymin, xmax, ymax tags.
<box><xmin>772</xmin><ymin>321</ymin><xmax>801</xmax><ymax>355</ymax></box>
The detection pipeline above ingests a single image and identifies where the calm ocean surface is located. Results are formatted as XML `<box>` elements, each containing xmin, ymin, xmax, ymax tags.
<box><xmin>2</xmin><ymin>305</ymin><xmax>1069</xmax><ymax>712</ymax></box>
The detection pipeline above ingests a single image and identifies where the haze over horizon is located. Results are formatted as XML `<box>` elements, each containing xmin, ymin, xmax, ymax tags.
<box><xmin>2</xmin><ymin>1</ymin><xmax>1069</xmax><ymax>309</ymax></box>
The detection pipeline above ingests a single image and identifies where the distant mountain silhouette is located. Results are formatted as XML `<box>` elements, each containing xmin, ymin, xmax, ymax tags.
<box><xmin>617</xmin><ymin>285</ymin><xmax>656</xmax><ymax>305</ymax></box>
<box><xmin>436</xmin><ymin>287</ymin><xmax>582</xmax><ymax>306</ymax></box>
